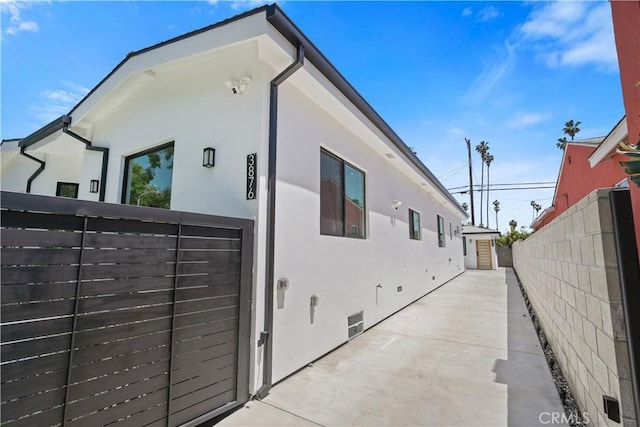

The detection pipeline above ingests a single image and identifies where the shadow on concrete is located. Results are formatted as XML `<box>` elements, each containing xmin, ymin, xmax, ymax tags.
<box><xmin>492</xmin><ymin>268</ymin><xmax>567</xmax><ymax>426</ymax></box>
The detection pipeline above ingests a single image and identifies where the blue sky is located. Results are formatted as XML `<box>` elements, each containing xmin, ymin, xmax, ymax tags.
<box><xmin>1</xmin><ymin>1</ymin><xmax>624</xmax><ymax>231</ymax></box>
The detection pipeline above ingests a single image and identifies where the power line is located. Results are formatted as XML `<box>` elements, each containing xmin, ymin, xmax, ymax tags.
<box><xmin>447</xmin><ymin>181</ymin><xmax>556</xmax><ymax>191</ymax></box>
<box><xmin>450</xmin><ymin>185</ymin><xmax>555</xmax><ymax>195</ymax></box>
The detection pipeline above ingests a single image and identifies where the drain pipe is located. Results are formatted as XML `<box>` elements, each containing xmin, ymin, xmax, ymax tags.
<box><xmin>61</xmin><ymin>115</ymin><xmax>110</xmax><ymax>202</ymax></box>
<box><xmin>257</xmin><ymin>43</ymin><xmax>304</xmax><ymax>399</ymax></box>
<box><xmin>19</xmin><ymin>148</ymin><xmax>45</xmax><ymax>193</ymax></box>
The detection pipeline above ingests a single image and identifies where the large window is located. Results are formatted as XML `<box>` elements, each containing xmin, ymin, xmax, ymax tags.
<box><xmin>409</xmin><ymin>209</ymin><xmax>421</xmax><ymax>240</ymax></box>
<box><xmin>320</xmin><ymin>149</ymin><xmax>365</xmax><ymax>238</ymax></box>
<box><xmin>437</xmin><ymin>215</ymin><xmax>446</xmax><ymax>247</ymax></box>
<box><xmin>122</xmin><ymin>142</ymin><xmax>174</xmax><ymax>209</ymax></box>
<box><xmin>56</xmin><ymin>182</ymin><xmax>78</xmax><ymax>198</ymax></box>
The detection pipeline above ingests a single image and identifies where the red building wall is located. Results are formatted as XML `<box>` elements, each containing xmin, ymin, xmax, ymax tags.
<box><xmin>611</xmin><ymin>0</ymin><xmax>640</xmax><ymax>257</ymax></box>
<box><xmin>537</xmin><ymin>144</ymin><xmax>627</xmax><ymax>230</ymax></box>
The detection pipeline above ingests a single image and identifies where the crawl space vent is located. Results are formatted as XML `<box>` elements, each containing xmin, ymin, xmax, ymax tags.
<box><xmin>348</xmin><ymin>311</ymin><xmax>364</xmax><ymax>340</ymax></box>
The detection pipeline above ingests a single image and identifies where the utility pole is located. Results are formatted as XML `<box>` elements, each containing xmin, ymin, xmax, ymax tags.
<box><xmin>465</xmin><ymin>138</ymin><xmax>475</xmax><ymax>225</ymax></box>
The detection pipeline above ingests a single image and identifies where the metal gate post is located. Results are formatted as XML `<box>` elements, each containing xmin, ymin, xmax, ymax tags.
<box><xmin>166</xmin><ymin>223</ymin><xmax>182</xmax><ymax>427</ymax></box>
<box><xmin>610</xmin><ymin>189</ymin><xmax>640</xmax><ymax>422</ymax></box>
<box><xmin>62</xmin><ymin>216</ymin><xmax>89</xmax><ymax>426</ymax></box>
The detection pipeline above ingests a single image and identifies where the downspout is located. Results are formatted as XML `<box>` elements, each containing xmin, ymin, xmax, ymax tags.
<box><xmin>19</xmin><ymin>147</ymin><xmax>45</xmax><ymax>193</ymax></box>
<box><xmin>257</xmin><ymin>42</ymin><xmax>304</xmax><ymax>398</ymax></box>
<box><xmin>61</xmin><ymin>115</ymin><xmax>109</xmax><ymax>202</ymax></box>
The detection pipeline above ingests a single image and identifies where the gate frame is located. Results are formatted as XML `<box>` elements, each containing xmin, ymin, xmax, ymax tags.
<box><xmin>0</xmin><ymin>191</ymin><xmax>254</xmax><ymax>426</ymax></box>
<box><xmin>610</xmin><ymin>188</ymin><xmax>640</xmax><ymax>422</ymax></box>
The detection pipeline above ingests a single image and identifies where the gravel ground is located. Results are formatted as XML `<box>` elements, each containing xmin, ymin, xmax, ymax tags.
<box><xmin>513</xmin><ymin>270</ymin><xmax>588</xmax><ymax>427</ymax></box>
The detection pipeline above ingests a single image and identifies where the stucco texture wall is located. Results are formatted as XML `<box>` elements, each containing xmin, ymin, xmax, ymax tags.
<box><xmin>513</xmin><ymin>189</ymin><xmax>636</xmax><ymax>426</ymax></box>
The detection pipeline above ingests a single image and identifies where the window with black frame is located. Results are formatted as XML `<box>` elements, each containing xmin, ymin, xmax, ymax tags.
<box><xmin>437</xmin><ymin>214</ymin><xmax>446</xmax><ymax>247</ymax></box>
<box><xmin>409</xmin><ymin>209</ymin><xmax>421</xmax><ymax>240</ymax></box>
<box><xmin>320</xmin><ymin>149</ymin><xmax>365</xmax><ymax>238</ymax></box>
<box><xmin>122</xmin><ymin>142</ymin><xmax>174</xmax><ymax>209</ymax></box>
<box><xmin>56</xmin><ymin>182</ymin><xmax>79</xmax><ymax>198</ymax></box>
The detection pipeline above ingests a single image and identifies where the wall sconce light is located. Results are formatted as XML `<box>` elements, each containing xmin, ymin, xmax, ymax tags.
<box><xmin>89</xmin><ymin>179</ymin><xmax>100</xmax><ymax>193</ymax></box>
<box><xmin>391</xmin><ymin>200</ymin><xmax>402</xmax><ymax>210</ymax></box>
<box><xmin>203</xmin><ymin>147</ymin><xmax>215</xmax><ymax>168</ymax></box>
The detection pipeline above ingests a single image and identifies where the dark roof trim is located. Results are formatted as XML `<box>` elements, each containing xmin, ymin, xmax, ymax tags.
<box><xmin>265</xmin><ymin>5</ymin><xmax>466</xmax><ymax>216</ymax></box>
<box><xmin>67</xmin><ymin>5</ymin><xmax>270</xmax><ymax>116</ymax></box>
<box><xmin>18</xmin><ymin>115</ymin><xmax>68</xmax><ymax>149</ymax></box>
<box><xmin>20</xmin><ymin>3</ymin><xmax>464</xmax><ymax>215</ymax></box>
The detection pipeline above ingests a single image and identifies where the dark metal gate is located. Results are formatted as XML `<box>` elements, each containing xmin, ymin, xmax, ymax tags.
<box><xmin>610</xmin><ymin>188</ymin><xmax>640</xmax><ymax>422</ymax></box>
<box><xmin>0</xmin><ymin>191</ymin><xmax>253</xmax><ymax>427</ymax></box>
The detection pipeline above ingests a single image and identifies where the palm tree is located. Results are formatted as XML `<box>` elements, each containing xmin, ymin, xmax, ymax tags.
<box><xmin>563</xmin><ymin>120</ymin><xmax>581</xmax><ymax>140</ymax></box>
<box><xmin>530</xmin><ymin>201</ymin><xmax>542</xmax><ymax>220</ymax></box>
<box><xmin>557</xmin><ymin>120</ymin><xmax>581</xmax><ymax>150</ymax></box>
<box><xmin>493</xmin><ymin>200</ymin><xmax>500</xmax><ymax>231</ymax></box>
<box><xmin>475</xmin><ymin>141</ymin><xmax>489</xmax><ymax>226</ymax></box>
<box><xmin>485</xmin><ymin>153</ymin><xmax>494</xmax><ymax>227</ymax></box>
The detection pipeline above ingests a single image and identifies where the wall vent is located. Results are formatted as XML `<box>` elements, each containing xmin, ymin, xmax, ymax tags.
<box><xmin>347</xmin><ymin>311</ymin><xmax>364</xmax><ymax>340</ymax></box>
<box><xmin>384</xmin><ymin>153</ymin><xmax>395</xmax><ymax>159</ymax></box>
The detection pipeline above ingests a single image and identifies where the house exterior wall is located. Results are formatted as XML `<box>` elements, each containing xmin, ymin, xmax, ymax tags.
<box><xmin>1</xmin><ymin>152</ymin><xmax>37</xmax><ymax>193</ymax></box>
<box><xmin>271</xmin><ymin>79</ymin><xmax>464</xmax><ymax>382</ymax></box>
<box><xmin>462</xmin><ymin>233</ymin><xmax>498</xmax><ymax>270</ymax></box>
<box><xmin>3</xmin><ymin>16</ymin><xmax>466</xmax><ymax>395</ymax></box>
<box><xmin>74</xmin><ymin>43</ymin><xmax>272</xmax><ymax>393</ymax></box>
<box><xmin>610</xmin><ymin>0</ymin><xmax>640</xmax><ymax>262</ymax></box>
<box><xmin>513</xmin><ymin>189</ymin><xmax>636</xmax><ymax>426</ymax></box>
<box><xmin>536</xmin><ymin>144</ymin><xmax>626</xmax><ymax>230</ymax></box>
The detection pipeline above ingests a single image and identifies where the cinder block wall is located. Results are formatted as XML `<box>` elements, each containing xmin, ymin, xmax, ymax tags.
<box><xmin>513</xmin><ymin>189</ymin><xmax>636</xmax><ymax>427</ymax></box>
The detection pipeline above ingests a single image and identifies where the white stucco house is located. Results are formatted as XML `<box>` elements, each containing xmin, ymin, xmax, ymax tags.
<box><xmin>2</xmin><ymin>4</ymin><xmax>466</xmax><ymax>400</ymax></box>
<box><xmin>462</xmin><ymin>225</ymin><xmax>500</xmax><ymax>270</ymax></box>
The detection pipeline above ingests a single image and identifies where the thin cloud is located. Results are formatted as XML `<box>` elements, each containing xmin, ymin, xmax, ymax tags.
<box><xmin>464</xmin><ymin>40</ymin><xmax>515</xmax><ymax>104</ymax></box>
<box><xmin>229</xmin><ymin>0</ymin><xmax>269</xmax><ymax>11</ymax></box>
<box><xmin>518</xmin><ymin>2</ymin><xmax>617</xmax><ymax>70</ymax></box>
<box><xmin>507</xmin><ymin>112</ymin><xmax>549</xmax><ymax>129</ymax></box>
<box><xmin>1</xmin><ymin>0</ymin><xmax>39</xmax><ymax>36</ymax></box>
<box><xmin>32</xmin><ymin>82</ymin><xmax>89</xmax><ymax>124</ymax></box>
<box><xmin>462</xmin><ymin>7</ymin><xmax>472</xmax><ymax>17</ymax></box>
<box><xmin>477</xmin><ymin>6</ymin><xmax>500</xmax><ymax>22</ymax></box>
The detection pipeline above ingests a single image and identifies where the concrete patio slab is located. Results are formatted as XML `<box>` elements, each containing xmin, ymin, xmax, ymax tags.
<box><xmin>217</xmin><ymin>268</ymin><xmax>567</xmax><ymax>426</ymax></box>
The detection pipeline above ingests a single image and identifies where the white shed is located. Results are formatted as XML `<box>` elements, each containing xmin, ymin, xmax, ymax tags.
<box><xmin>462</xmin><ymin>225</ymin><xmax>500</xmax><ymax>270</ymax></box>
<box><xmin>2</xmin><ymin>4</ymin><xmax>467</xmax><ymax>400</ymax></box>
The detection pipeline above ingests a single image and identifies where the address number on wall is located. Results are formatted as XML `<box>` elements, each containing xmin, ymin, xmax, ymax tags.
<box><xmin>246</xmin><ymin>153</ymin><xmax>257</xmax><ymax>200</ymax></box>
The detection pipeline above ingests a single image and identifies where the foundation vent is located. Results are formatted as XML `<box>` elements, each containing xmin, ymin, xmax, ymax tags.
<box><xmin>347</xmin><ymin>311</ymin><xmax>364</xmax><ymax>340</ymax></box>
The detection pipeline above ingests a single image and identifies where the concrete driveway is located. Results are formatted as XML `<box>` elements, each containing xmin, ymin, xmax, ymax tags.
<box><xmin>217</xmin><ymin>268</ymin><xmax>566</xmax><ymax>426</ymax></box>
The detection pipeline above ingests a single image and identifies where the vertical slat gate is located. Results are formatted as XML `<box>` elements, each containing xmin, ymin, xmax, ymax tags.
<box><xmin>0</xmin><ymin>191</ymin><xmax>253</xmax><ymax>427</ymax></box>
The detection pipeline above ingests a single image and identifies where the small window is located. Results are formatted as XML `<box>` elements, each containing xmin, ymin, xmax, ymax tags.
<box><xmin>320</xmin><ymin>149</ymin><xmax>365</xmax><ymax>238</ymax></box>
<box><xmin>463</xmin><ymin>236</ymin><xmax>467</xmax><ymax>255</ymax></box>
<box><xmin>56</xmin><ymin>182</ymin><xmax>79</xmax><ymax>198</ymax></box>
<box><xmin>409</xmin><ymin>209</ymin><xmax>421</xmax><ymax>240</ymax></box>
<box><xmin>122</xmin><ymin>142</ymin><xmax>174</xmax><ymax>209</ymax></box>
<box><xmin>437</xmin><ymin>215</ymin><xmax>446</xmax><ymax>247</ymax></box>
<box><xmin>449</xmin><ymin>222</ymin><xmax>453</xmax><ymax>239</ymax></box>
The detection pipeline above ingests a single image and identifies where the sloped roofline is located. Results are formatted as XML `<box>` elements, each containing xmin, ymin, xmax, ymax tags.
<box><xmin>588</xmin><ymin>116</ymin><xmax>627</xmax><ymax>167</ymax></box>
<box><xmin>18</xmin><ymin>3</ymin><xmax>465</xmax><ymax>215</ymax></box>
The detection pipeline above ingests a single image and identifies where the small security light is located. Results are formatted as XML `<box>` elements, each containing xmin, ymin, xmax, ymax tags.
<box><xmin>203</xmin><ymin>147</ymin><xmax>215</xmax><ymax>168</ymax></box>
<box><xmin>225</xmin><ymin>76</ymin><xmax>252</xmax><ymax>95</ymax></box>
<box><xmin>89</xmin><ymin>180</ymin><xmax>100</xmax><ymax>193</ymax></box>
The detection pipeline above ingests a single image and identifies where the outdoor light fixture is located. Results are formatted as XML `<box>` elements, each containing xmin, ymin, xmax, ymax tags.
<box><xmin>202</xmin><ymin>147</ymin><xmax>215</xmax><ymax>168</ymax></box>
<box><xmin>89</xmin><ymin>180</ymin><xmax>100</xmax><ymax>193</ymax></box>
<box><xmin>391</xmin><ymin>200</ymin><xmax>402</xmax><ymax>210</ymax></box>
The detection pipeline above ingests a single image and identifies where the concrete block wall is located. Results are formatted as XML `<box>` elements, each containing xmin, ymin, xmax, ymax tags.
<box><xmin>513</xmin><ymin>189</ymin><xmax>636</xmax><ymax>427</ymax></box>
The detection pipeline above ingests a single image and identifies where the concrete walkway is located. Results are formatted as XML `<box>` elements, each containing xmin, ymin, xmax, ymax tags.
<box><xmin>218</xmin><ymin>268</ymin><xmax>566</xmax><ymax>426</ymax></box>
